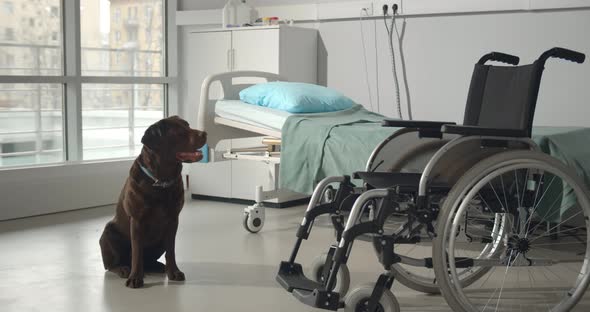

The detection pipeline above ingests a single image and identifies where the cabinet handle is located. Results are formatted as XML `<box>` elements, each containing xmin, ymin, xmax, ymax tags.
<box><xmin>227</xmin><ymin>49</ymin><xmax>231</xmax><ymax>71</ymax></box>
<box><xmin>231</xmin><ymin>49</ymin><xmax>236</xmax><ymax>70</ymax></box>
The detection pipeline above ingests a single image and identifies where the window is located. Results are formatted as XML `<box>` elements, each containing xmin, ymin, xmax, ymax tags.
<box><xmin>80</xmin><ymin>0</ymin><xmax>166</xmax><ymax>161</ymax></box>
<box><xmin>82</xmin><ymin>0</ymin><xmax>163</xmax><ymax>77</ymax></box>
<box><xmin>6</xmin><ymin>54</ymin><xmax>14</xmax><ymax>66</ymax></box>
<box><xmin>82</xmin><ymin>84</ymin><xmax>163</xmax><ymax>160</ymax></box>
<box><xmin>0</xmin><ymin>0</ymin><xmax>62</xmax><ymax>167</ymax></box>
<box><xmin>128</xmin><ymin>30</ymin><xmax>137</xmax><ymax>42</ymax></box>
<box><xmin>50</xmin><ymin>6</ymin><xmax>58</xmax><ymax>17</ymax></box>
<box><xmin>145</xmin><ymin>6</ymin><xmax>152</xmax><ymax>19</ymax></box>
<box><xmin>0</xmin><ymin>84</ymin><xmax>64</xmax><ymax>167</ymax></box>
<box><xmin>3</xmin><ymin>1</ymin><xmax>13</xmax><ymax>15</ymax></box>
<box><xmin>5</xmin><ymin>27</ymin><xmax>14</xmax><ymax>41</ymax></box>
<box><xmin>0</xmin><ymin>0</ymin><xmax>170</xmax><ymax>168</ymax></box>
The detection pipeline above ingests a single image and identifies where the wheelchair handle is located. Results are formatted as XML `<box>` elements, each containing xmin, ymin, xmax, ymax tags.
<box><xmin>539</xmin><ymin>47</ymin><xmax>586</xmax><ymax>64</ymax></box>
<box><xmin>478</xmin><ymin>52</ymin><xmax>520</xmax><ymax>65</ymax></box>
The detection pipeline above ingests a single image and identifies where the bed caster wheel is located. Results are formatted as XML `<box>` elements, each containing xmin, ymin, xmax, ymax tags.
<box><xmin>344</xmin><ymin>283</ymin><xmax>400</xmax><ymax>312</ymax></box>
<box><xmin>243</xmin><ymin>204</ymin><xmax>265</xmax><ymax>233</ymax></box>
<box><xmin>309</xmin><ymin>253</ymin><xmax>351</xmax><ymax>297</ymax></box>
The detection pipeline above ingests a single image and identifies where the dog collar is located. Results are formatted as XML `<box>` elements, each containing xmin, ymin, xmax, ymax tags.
<box><xmin>139</xmin><ymin>164</ymin><xmax>176</xmax><ymax>188</ymax></box>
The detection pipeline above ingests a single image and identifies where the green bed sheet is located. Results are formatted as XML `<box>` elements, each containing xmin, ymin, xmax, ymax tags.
<box><xmin>279</xmin><ymin>105</ymin><xmax>590</xmax><ymax>206</ymax></box>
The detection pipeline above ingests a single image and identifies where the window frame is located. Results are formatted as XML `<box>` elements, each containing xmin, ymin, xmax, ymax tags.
<box><xmin>0</xmin><ymin>0</ymin><xmax>178</xmax><ymax>169</ymax></box>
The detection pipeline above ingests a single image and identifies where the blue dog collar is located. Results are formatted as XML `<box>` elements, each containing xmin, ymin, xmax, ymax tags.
<box><xmin>139</xmin><ymin>164</ymin><xmax>176</xmax><ymax>188</ymax></box>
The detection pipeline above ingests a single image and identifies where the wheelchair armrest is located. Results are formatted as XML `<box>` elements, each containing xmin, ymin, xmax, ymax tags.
<box><xmin>381</xmin><ymin>119</ymin><xmax>456</xmax><ymax>129</ymax></box>
<box><xmin>441</xmin><ymin>125</ymin><xmax>528</xmax><ymax>138</ymax></box>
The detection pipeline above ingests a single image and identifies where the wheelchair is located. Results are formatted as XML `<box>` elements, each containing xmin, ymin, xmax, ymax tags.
<box><xmin>276</xmin><ymin>47</ymin><xmax>589</xmax><ymax>312</ymax></box>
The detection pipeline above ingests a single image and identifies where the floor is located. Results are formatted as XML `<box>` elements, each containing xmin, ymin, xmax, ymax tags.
<box><xmin>0</xmin><ymin>198</ymin><xmax>588</xmax><ymax>312</ymax></box>
<box><xmin>0</xmin><ymin>198</ymin><xmax>452</xmax><ymax>312</ymax></box>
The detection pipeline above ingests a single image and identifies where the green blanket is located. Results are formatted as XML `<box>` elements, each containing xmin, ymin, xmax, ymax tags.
<box><xmin>280</xmin><ymin>106</ymin><xmax>590</xmax><ymax>203</ymax></box>
<box><xmin>280</xmin><ymin>105</ymin><xmax>389</xmax><ymax>194</ymax></box>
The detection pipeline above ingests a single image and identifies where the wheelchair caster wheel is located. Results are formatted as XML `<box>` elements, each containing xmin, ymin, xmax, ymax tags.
<box><xmin>309</xmin><ymin>253</ymin><xmax>350</xmax><ymax>297</ymax></box>
<box><xmin>243</xmin><ymin>204</ymin><xmax>265</xmax><ymax>233</ymax></box>
<box><xmin>344</xmin><ymin>283</ymin><xmax>400</xmax><ymax>312</ymax></box>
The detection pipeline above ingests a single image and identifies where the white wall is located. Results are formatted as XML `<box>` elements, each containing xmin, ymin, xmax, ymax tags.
<box><xmin>0</xmin><ymin>160</ymin><xmax>131</xmax><ymax>220</ymax></box>
<box><xmin>308</xmin><ymin>10</ymin><xmax>590</xmax><ymax>126</ymax></box>
<box><xmin>179</xmin><ymin>8</ymin><xmax>590</xmax><ymax>127</ymax></box>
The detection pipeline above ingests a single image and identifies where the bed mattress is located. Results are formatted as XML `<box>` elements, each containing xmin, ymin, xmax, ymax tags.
<box><xmin>215</xmin><ymin>100</ymin><xmax>293</xmax><ymax>132</ymax></box>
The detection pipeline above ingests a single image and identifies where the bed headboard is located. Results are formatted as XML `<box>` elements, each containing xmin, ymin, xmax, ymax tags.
<box><xmin>197</xmin><ymin>71</ymin><xmax>286</xmax><ymax>153</ymax></box>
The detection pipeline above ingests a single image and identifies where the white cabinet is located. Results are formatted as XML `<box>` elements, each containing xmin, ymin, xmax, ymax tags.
<box><xmin>231</xmin><ymin>29</ymin><xmax>280</xmax><ymax>73</ymax></box>
<box><xmin>183</xmin><ymin>25</ymin><xmax>317</xmax><ymax>202</ymax></box>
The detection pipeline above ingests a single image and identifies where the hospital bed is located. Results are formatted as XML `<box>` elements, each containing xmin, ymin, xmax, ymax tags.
<box><xmin>196</xmin><ymin>69</ymin><xmax>590</xmax><ymax>237</ymax></box>
<box><xmin>196</xmin><ymin>70</ymin><xmax>299</xmax><ymax>233</ymax></box>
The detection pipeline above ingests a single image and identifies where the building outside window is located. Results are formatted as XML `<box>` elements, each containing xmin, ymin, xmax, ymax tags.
<box><xmin>0</xmin><ymin>0</ymin><xmax>168</xmax><ymax>167</ymax></box>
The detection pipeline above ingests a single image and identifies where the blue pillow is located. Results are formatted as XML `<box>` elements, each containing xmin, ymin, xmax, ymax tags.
<box><xmin>239</xmin><ymin>81</ymin><xmax>356</xmax><ymax>113</ymax></box>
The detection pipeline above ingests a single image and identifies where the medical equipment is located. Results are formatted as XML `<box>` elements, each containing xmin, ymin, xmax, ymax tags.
<box><xmin>276</xmin><ymin>48</ymin><xmax>589</xmax><ymax>312</ymax></box>
<box><xmin>223</xmin><ymin>0</ymin><xmax>254</xmax><ymax>27</ymax></box>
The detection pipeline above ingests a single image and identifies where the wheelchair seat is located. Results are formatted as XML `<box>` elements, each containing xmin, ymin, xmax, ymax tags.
<box><xmin>353</xmin><ymin>171</ymin><xmax>448</xmax><ymax>191</ymax></box>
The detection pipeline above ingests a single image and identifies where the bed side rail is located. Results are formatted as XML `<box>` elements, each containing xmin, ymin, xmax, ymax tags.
<box><xmin>197</xmin><ymin>71</ymin><xmax>287</xmax><ymax>155</ymax></box>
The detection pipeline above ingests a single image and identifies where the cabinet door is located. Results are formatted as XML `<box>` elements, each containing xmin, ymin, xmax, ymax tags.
<box><xmin>231</xmin><ymin>29</ymin><xmax>279</xmax><ymax>73</ymax></box>
<box><xmin>185</xmin><ymin>31</ymin><xmax>232</xmax><ymax>198</ymax></box>
<box><xmin>184</xmin><ymin>31</ymin><xmax>231</xmax><ymax>126</ymax></box>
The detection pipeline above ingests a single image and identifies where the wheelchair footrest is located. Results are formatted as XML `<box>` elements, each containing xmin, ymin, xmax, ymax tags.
<box><xmin>276</xmin><ymin>261</ymin><xmax>323</xmax><ymax>292</ymax></box>
<box><xmin>293</xmin><ymin>288</ymin><xmax>342</xmax><ymax>311</ymax></box>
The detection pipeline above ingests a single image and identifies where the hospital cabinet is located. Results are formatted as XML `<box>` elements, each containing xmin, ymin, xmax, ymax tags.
<box><xmin>185</xmin><ymin>25</ymin><xmax>318</xmax><ymax>205</ymax></box>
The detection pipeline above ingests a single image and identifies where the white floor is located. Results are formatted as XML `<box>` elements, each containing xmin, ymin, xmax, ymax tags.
<box><xmin>0</xmin><ymin>198</ymin><xmax>588</xmax><ymax>312</ymax></box>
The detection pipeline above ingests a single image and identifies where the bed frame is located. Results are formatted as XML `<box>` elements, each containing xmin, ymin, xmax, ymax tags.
<box><xmin>196</xmin><ymin>71</ymin><xmax>302</xmax><ymax>232</ymax></box>
<box><xmin>198</xmin><ymin>70</ymin><xmax>286</xmax><ymax>151</ymax></box>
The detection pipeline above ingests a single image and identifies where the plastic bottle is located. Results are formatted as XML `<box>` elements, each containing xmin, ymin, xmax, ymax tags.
<box><xmin>236</xmin><ymin>0</ymin><xmax>254</xmax><ymax>26</ymax></box>
<box><xmin>222</xmin><ymin>0</ymin><xmax>238</xmax><ymax>28</ymax></box>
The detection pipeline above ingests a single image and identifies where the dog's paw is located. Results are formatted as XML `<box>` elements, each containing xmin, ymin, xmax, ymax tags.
<box><xmin>112</xmin><ymin>266</ymin><xmax>131</xmax><ymax>278</ymax></box>
<box><xmin>167</xmin><ymin>269</ymin><xmax>185</xmax><ymax>281</ymax></box>
<box><xmin>125</xmin><ymin>275</ymin><xmax>144</xmax><ymax>288</ymax></box>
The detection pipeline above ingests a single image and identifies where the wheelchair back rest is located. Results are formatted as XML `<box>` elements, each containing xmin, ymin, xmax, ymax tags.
<box><xmin>463</xmin><ymin>62</ymin><xmax>543</xmax><ymax>137</ymax></box>
<box><xmin>463</xmin><ymin>47</ymin><xmax>586</xmax><ymax>137</ymax></box>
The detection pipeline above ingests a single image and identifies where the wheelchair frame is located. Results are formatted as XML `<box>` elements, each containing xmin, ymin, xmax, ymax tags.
<box><xmin>276</xmin><ymin>47</ymin><xmax>588</xmax><ymax>312</ymax></box>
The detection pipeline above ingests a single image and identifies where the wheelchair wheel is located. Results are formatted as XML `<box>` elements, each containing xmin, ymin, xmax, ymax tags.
<box><xmin>433</xmin><ymin>150</ymin><xmax>590</xmax><ymax>312</ymax></box>
<box><xmin>385</xmin><ymin>201</ymin><xmax>505</xmax><ymax>294</ymax></box>
<box><xmin>344</xmin><ymin>283</ymin><xmax>400</xmax><ymax>312</ymax></box>
<box><xmin>309</xmin><ymin>253</ymin><xmax>350</xmax><ymax>296</ymax></box>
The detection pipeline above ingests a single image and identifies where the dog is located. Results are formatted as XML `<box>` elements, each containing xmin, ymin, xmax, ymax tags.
<box><xmin>99</xmin><ymin>116</ymin><xmax>206</xmax><ymax>288</ymax></box>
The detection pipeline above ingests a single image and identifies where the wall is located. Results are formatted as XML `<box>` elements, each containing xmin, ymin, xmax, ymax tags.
<box><xmin>0</xmin><ymin>160</ymin><xmax>131</xmax><ymax>220</ymax></box>
<box><xmin>179</xmin><ymin>7</ymin><xmax>590</xmax><ymax>127</ymax></box>
<box><xmin>312</xmin><ymin>9</ymin><xmax>590</xmax><ymax>126</ymax></box>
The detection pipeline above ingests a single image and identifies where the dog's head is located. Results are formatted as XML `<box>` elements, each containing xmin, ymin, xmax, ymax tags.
<box><xmin>141</xmin><ymin>116</ymin><xmax>207</xmax><ymax>163</ymax></box>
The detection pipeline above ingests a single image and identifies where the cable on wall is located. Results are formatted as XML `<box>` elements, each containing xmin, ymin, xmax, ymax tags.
<box><xmin>393</xmin><ymin>14</ymin><xmax>412</xmax><ymax>120</ymax></box>
<box><xmin>383</xmin><ymin>6</ymin><xmax>403</xmax><ymax>120</ymax></box>
<box><xmin>373</xmin><ymin>13</ymin><xmax>381</xmax><ymax>114</ymax></box>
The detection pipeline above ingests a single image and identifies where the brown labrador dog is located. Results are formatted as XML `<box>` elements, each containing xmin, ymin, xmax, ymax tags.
<box><xmin>99</xmin><ymin>116</ymin><xmax>206</xmax><ymax>288</ymax></box>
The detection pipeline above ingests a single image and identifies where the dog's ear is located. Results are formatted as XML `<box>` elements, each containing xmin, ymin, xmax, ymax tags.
<box><xmin>141</xmin><ymin>122</ymin><xmax>165</xmax><ymax>150</ymax></box>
